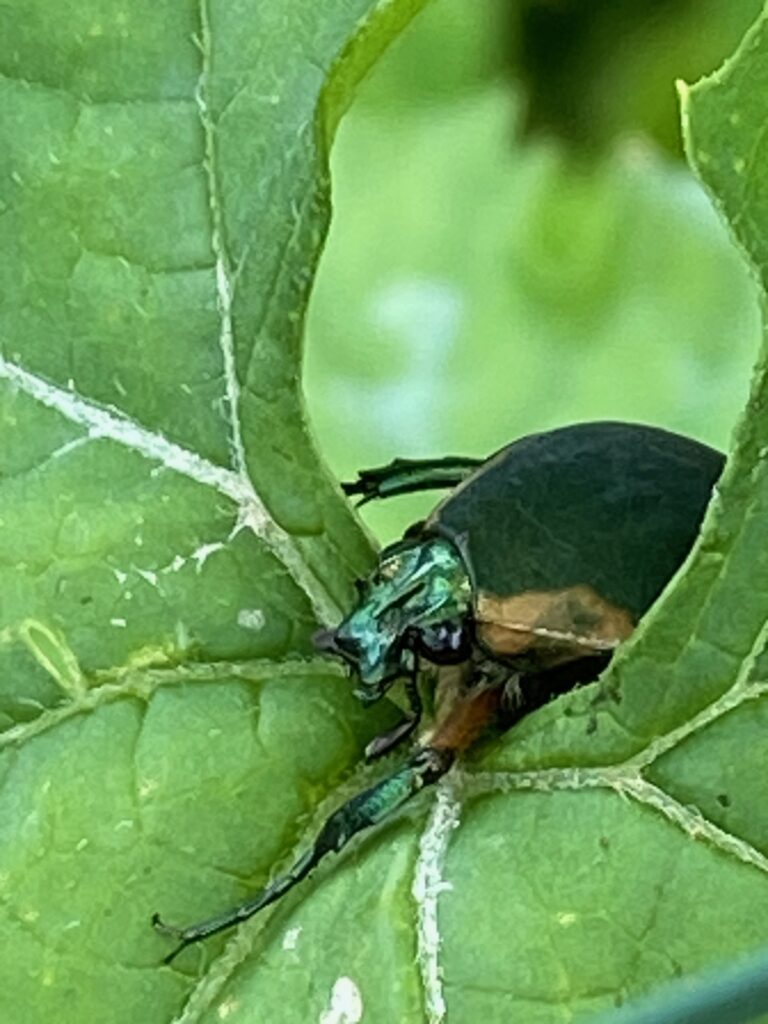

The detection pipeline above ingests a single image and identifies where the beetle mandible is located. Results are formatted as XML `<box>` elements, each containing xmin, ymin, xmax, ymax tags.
<box><xmin>154</xmin><ymin>420</ymin><xmax>723</xmax><ymax>963</ymax></box>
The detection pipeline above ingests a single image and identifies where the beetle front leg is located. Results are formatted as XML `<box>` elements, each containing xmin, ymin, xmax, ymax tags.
<box><xmin>153</xmin><ymin>682</ymin><xmax>503</xmax><ymax>965</ymax></box>
<box><xmin>152</xmin><ymin>745</ymin><xmax>452</xmax><ymax>965</ymax></box>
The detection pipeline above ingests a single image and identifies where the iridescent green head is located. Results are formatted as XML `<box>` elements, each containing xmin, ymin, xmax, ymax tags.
<box><xmin>316</xmin><ymin>538</ymin><xmax>472</xmax><ymax>704</ymax></box>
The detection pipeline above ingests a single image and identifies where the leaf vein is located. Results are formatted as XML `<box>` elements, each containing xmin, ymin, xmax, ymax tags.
<box><xmin>195</xmin><ymin>0</ymin><xmax>247</xmax><ymax>479</ymax></box>
<box><xmin>625</xmin><ymin>614</ymin><xmax>768</xmax><ymax>769</ymax></box>
<box><xmin>411</xmin><ymin>778</ymin><xmax>462</xmax><ymax>1024</ymax></box>
<box><xmin>461</xmin><ymin>768</ymin><xmax>768</xmax><ymax>878</ymax></box>
<box><xmin>0</xmin><ymin>656</ymin><xmax>342</xmax><ymax>750</ymax></box>
<box><xmin>0</xmin><ymin>356</ymin><xmax>341</xmax><ymax>621</ymax></box>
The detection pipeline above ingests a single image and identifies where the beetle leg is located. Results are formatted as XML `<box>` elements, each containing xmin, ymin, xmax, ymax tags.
<box><xmin>152</xmin><ymin>745</ymin><xmax>453</xmax><ymax>965</ymax></box>
<box><xmin>364</xmin><ymin>716</ymin><xmax>419</xmax><ymax>760</ymax></box>
<box><xmin>364</xmin><ymin>672</ymin><xmax>423</xmax><ymax>761</ymax></box>
<box><xmin>500</xmin><ymin>672</ymin><xmax>523</xmax><ymax>713</ymax></box>
<box><xmin>343</xmin><ymin>456</ymin><xmax>481</xmax><ymax>506</ymax></box>
<box><xmin>426</xmin><ymin>676</ymin><xmax>505</xmax><ymax>755</ymax></box>
<box><xmin>152</xmin><ymin>685</ymin><xmax>504</xmax><ymax>966</ymax></box>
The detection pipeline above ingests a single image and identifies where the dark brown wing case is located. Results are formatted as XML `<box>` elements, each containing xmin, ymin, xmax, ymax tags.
<box><xmin>426</xmin><ymin>421</ymin><xmax>724</xmax><ymax>634</ymax></box>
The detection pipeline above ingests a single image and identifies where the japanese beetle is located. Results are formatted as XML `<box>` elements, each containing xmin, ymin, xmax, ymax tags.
<box><xmin>154</xmin><ymin>421</ymin><xmax>723</xmax><ymax>963</ymax></box>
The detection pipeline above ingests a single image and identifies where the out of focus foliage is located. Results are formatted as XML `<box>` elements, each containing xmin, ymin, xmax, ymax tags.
<box><xmin>305</xmin><ymin>0</ymin><xmax>762</xmax><ymax>541</ymax></box>
<box><xmin>512</xmin><ymin>0</ymin><xmax>763</xmax><ymax>153</ymax></box>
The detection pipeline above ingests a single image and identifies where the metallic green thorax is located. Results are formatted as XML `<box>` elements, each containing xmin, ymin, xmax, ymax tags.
<box><xmin>333</xmin><ymin>538</ymin><xmax>471</xmax><ymax>702</ymax></box>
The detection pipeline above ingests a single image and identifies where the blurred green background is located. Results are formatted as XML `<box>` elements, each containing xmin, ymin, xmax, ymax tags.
<box><xmin>305</xmin><ymin>0</ymin><xmax>763</xmax><ymax>543</ymax></box>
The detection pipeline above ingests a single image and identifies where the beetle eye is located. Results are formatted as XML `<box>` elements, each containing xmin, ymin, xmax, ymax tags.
<box><xmin>415</xmin><ymin>620</ymin><xmax>470</xmax><ymax>664</ymax></box>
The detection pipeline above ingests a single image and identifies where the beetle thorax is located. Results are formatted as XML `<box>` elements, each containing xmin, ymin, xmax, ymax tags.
<box><xmin>330</xmin><ymin>538</ymin><xmax>472</xmax><ymax>704</ymax></box>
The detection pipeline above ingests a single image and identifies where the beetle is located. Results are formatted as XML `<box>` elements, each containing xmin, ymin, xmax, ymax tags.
<box><xmin>153</xmin><ymin>420</ymin><xmax>724</xmax><ymax>963</ymax></box>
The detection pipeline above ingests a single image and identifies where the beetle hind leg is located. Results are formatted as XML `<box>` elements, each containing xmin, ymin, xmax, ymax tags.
<box><xmin>343</xmin><ymin>455</ymin><xmax>481</xmax><ymax>505</ymax></box>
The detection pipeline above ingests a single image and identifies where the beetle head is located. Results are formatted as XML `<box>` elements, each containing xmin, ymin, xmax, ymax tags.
<box><xmin>315</xmin><ymin>537</ymin><xmax>471</xmax><ymax>705</ymax></box>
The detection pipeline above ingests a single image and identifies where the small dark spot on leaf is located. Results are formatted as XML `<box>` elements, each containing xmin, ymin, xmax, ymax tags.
<box><xmin>672</xmin><ymin>960</ymin><xmax>683</xmax><ymax>977</ymax></box>
<box><xmin>585</xmin><ymin>715</ymin><xmax>597</xmax><ymax>735</ymax></box>
<box><xmin>613</xmin><ymin>992</ymin><xmax>624</xmax><ymax>1008</ymax></box>
<box><xmin>716</xmin><ymin>792</ymin><xmax>731</xmax><ymax>808</ymax></box>
<box><xmin>596</xmin><ymin>678</ymin><xmax>622</xmax><ymax>705</ymax></box>
<box><xmin>599</xmin><ymin>835</ymin><xmax>610</xmax><ymax>850</ymax></box>
<box><xmin>80</xmin><ymin>595</ymin><xmax>93</xmax><ymax>605</ymax></box>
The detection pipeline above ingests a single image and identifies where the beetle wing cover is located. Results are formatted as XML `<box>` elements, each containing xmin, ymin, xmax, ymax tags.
<box><xmin>427</xmin><ymin>421</ymin><xmax>724</xmax><ymax>622</ymax></box>
<box><xmin>475</xmin><ymin>584</ymin><xmax>634</xmax><ymax>669</ymax></box>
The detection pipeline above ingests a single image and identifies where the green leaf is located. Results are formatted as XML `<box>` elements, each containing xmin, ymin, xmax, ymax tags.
<box><xmin>591</xmin><ymin>941</ymin><xmax>768</xmax><ymax>1024</ymax></box>
<box><xmin>451</xmin><ymin>11</ymin><xmax>768</xmax><ymax>1023</ymax></box>
<box><xmin>0</xmin><ymin>0</ymin><xmax>421</xmax><ymax>1020</ymax></box>
<box><xmin>163</xmin><ymin>6</ymin><xmax>767</xmax><ymax>1022</ymax></box>
<box><xmin>4</xmin><ymin>3</ymin><xmax>768</xmax><ymax>1024</ymax></box>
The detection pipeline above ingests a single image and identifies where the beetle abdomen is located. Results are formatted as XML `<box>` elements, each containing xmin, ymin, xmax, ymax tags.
<box><xmin>426</xmin><ymin>421</ymin><xmax>724</xmax><ymax>627</ymax></box>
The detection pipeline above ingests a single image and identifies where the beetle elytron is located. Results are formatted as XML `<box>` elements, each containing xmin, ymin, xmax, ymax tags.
<box><xmin>154</xmin><ymin>421</ymin><xmax>723</xmax><ymax>963</ymax></box>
